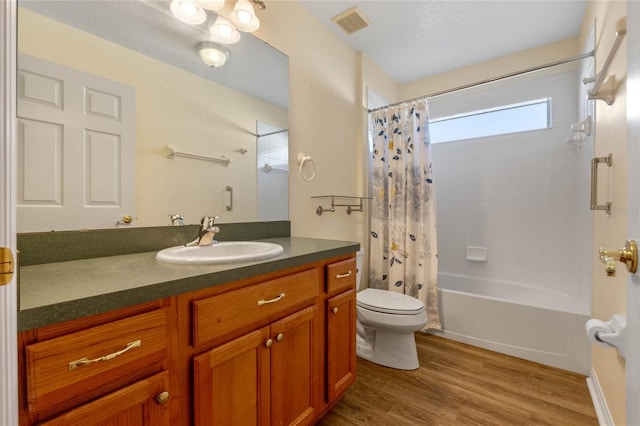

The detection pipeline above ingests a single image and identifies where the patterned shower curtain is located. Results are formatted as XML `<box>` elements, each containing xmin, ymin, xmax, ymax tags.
<box><xmin>369</xmin><ymin>100</ymin><xmax>441</xmax><ymax>330</ymax></box>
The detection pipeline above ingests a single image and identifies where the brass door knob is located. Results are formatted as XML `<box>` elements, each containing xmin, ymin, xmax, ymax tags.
<box><xmin>332</xmin><ymin>307</ymin><xmax>339</xmax><ymax>314</ymax></box>
<box><xmin>265</xmin><ymin>338</ymin><xmax>273</xmax><ymax>348</ymax></box>
<box><xmin>599</xmin><ymin>240</ymin><xmax>638</xmax><ymax>276</ymax></box>
<box><xmin>276</xmin><ymin>333</ymin><xmax>284</xmax><ymax>342</ymax></box>
<box><xmin>156</xmin><ymin>391</ymin><xmax>170</xmax><ymax>405</ymax></box>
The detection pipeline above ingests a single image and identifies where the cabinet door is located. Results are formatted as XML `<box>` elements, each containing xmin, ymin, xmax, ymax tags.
<box><xmin>41</xmin><ymin>371</ymin><xmax>170</xmax><ymax>425</ymax></box>
<box><xmin>270</xmin><ymin>305</ymin><xmax>320</xmax><ymax>426</ymax></box>
<box><xmin>193</xmin><ymin>327</ymin><xmax>271</xmax><ymax>426</ymax></box>
<box><xmin>326</xmin><ymin>289</ymin><xmax>356</xmax><ymax>402</ymax></box>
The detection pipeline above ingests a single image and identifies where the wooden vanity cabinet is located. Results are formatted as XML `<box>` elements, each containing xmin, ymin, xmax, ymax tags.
<box><xmin>18</xmin><ymin>300</ymin><xmax>172</xmax><ymax>426</ymax></box>
<box><xmin>19</xmin><ymin>253</ymin><xmax>357</xmax><ymax>426</ymax></box>
<box><xmin>193</xmin><ymin>305</ymin><xmax>319</xmax><ymax>426</ymax></box>
<box><xmin>324</xmin><ymin>258</ymin><xmax>357</xmax><ymax>405</ymax></box>
<box><xmin>189</xmin><ymin>268</ymin><xmax>321</xmax><ymax>426</ymax></box>
<box><xmin>40</xmin><ymin>371</ymin><xmax>170</xmax><ymax>425</ymax></box>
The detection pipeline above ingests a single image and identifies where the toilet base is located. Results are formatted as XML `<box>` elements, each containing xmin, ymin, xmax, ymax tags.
<box><xmin>356</xmin><ymin>329</ymin><xmax>420</xmax><ymax>370</ymax></box>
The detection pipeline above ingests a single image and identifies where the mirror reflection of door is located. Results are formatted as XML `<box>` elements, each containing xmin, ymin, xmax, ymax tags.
<box><xmin>256</xmin><ymin>121</ymin><xmax>288</xmax><ymax>221</ymax></box>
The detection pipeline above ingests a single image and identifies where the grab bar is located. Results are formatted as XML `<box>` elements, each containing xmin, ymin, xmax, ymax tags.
<box><xmin>226</xmin><ymin>186</ymin><xmax>233</xmax><ymax>212</ymax></box>
<box><xmin>582</xmin><ymin>17</ymin><xmax>626</xmax><ymax>105</ymax></box>
<box><xmin>591</xmin><ymin>153</ymin><xmax>612</xmax><ymax>214</ymax></box>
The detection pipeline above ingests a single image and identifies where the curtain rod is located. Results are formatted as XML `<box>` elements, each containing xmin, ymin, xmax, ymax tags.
<box><xmin>368</xmin><ymin>50</ymin><xmax>595</xmax><ymax>113</ymax></box>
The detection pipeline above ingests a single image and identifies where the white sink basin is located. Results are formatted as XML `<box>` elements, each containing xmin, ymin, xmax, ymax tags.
<box><xmin>156</xmin><ymin>241</ymin><xmax>284</xmax><ymax>265</ymax></box>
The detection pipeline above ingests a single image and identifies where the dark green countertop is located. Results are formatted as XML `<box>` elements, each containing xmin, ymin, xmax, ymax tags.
<box><xmin>18</xmin><ymin>237</ymin><xmax>359</xmax><ymax>331</ymax></box>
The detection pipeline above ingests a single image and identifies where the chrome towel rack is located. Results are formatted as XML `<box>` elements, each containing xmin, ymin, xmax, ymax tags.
<box><xmin>582</xmin><ymin>17</ymin><xmax>626</xmax><ymax>105</ymax></box>
<box><xmin>166</xmin><ymin>145</ymin><xmax>231</xmax><ymax>166</ymax></box>
<box><xmin>311</xmin><ymin>195</ymin><xmax>371</xmax><ymax>215</ymax></box>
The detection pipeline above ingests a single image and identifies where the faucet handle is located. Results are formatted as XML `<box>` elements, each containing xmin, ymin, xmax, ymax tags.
<box><xmin>201</xmin><ymin>215</ymin><xmax>219</xmax><ymax>230</ymax></box>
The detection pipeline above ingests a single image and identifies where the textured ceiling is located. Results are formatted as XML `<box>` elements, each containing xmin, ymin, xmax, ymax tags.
<box><xmin>299</xmin><ymin>0</ymin><xmax>588</xmax><ymax>83</ymax></box>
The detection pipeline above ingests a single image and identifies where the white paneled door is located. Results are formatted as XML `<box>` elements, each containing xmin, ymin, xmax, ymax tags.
<box><xmin>627</xmin><ymin>3</ymin><xmax>640</xmax><ymax>424</ymax></box>
<box><xmin>17</xmin><ymin>54</ymin><xmax>135</xmax><ymax>232</ymax></box>
<box><xmin>0</xmin><ymin>1</ymin><xmax>17</xmax><ymax>424</ymax></box>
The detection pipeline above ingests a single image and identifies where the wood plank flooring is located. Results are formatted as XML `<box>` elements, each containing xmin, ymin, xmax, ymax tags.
<box><xmin>318</xmin><ymin>333</ymin><xmax>598</xmax><ymax>425</ymax></box>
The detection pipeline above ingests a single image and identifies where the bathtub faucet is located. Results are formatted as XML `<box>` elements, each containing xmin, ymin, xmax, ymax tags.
<box><xmin>185</xmin><ymin>216</ymin><xmax>220</xmax><ymax>247</ymax></box>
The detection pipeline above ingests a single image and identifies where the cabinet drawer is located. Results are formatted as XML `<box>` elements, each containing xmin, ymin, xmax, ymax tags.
<box><xmin>25</xmin><ymin>309</ymin><xmax>167</xmax><ymax>419</ymax></box>
<box><xmin>326</xmin><ymin>258</ymin><xmax>356</xmax><ymax>294</ymax></box>
<box><xmin>193</xmin><ymin>268</ymin><xmax>319</xmax><ymax>347</ymax></box>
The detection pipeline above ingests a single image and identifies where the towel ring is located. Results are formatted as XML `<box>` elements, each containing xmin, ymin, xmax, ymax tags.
<box><xmin>297</xmin><ymin>153</ymin><xmax>316</xmax><ymax>182</ymax></box>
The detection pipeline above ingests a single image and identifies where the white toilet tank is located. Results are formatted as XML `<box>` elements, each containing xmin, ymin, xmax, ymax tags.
<box><xmin>356</xmin><ymin>250</ymin><xmax>364</xmax><ymax>291</ymax></box>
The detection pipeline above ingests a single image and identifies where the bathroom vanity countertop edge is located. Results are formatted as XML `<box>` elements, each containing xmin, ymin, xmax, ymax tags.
<box><xmin>18</xmin><ymin>237</ymin><xmax>360</xmax><ymax>331</ymax></box>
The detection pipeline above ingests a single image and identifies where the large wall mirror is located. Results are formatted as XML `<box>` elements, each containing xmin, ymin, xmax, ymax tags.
<box><xmin>16</xmin><ymin>0</ymin><xmax>288</xmax><ymax>233</ymax></box>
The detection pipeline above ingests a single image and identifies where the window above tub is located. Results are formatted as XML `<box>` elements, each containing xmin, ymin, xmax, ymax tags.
<box><xmin>429</xmin><ymin>98</ymin><xmax>551</xmax><ymax>144</ymax></box>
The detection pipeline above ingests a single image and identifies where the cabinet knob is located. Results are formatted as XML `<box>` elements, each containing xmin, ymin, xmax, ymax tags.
<box><xmin>156</xmin><ymin>391</ymin><xmax>170</xmax><ymax>405</ymax></box>
<box><xmin>265</xmin><ymin>338</ymin><xmax>273</xmax><ymax>348</ymax></box>
<box><xmin>276</xmin><ymin>333</ymin><xmax>284</xmax><ymax>342</ymax></box>
<box><xmin>332</xmin><ymin>307</ymin><xmax>339</xmax><ymax>314</ymax></box>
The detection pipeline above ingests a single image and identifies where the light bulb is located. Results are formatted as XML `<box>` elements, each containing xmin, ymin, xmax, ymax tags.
<box><xmin>230</xmin><ymin>0</ymin><xmax>260</xmax><ymax>32</ymax></box>
<box><xmin>209</xmin><ymin>16</ymin><xmax>241</xmax><ymax>44</ymax></box>
<box><xmin>180</xmin><ymin>1</ymin><xmax>197</xmax><ymax>16</ymax></box>
<box><xmin>170</xmin><ymin>0</ymin><xmax>207</xmax><ymax>25</ymax></box>
<box><xmin>236</xmin><ymin>9</ymin><xmax>252</xmax><ymax>24</ymax></box>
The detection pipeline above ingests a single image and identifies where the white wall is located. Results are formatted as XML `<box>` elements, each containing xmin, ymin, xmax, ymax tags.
<box><xmin>255</xmin><ymin>3</ymin><xmax>361</xmax><ymax>242</ymax></box>
<box><xmin>429</xmin><ymin>68</ymin><xmax>588</xmax><ymax>311</ymax></box>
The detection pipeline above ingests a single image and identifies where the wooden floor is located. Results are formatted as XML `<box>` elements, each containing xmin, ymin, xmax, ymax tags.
<box><xmin>318</xmin><ymin>333</ymin><xmax>598</xmax><ymax>425</ymax></box>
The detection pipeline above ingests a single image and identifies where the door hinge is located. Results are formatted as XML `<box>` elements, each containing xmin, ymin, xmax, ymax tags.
<box><xmin>0</xmin><ymin>247</ymin><xmax>15</xmax><ymax>286</ymax></box>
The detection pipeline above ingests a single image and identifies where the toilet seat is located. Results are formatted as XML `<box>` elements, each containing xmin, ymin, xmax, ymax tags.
<box><xmin>357</xmin><ymin>288</ymin><xmax>425</xmax><ymax>315</ymax></box>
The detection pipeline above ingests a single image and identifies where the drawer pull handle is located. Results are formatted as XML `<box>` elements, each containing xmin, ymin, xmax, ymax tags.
<box><xmin>332</xmin><ymin>307</ymin><xmax>339</xmax><ymax>314</ymax></box>
<box><xmin>257</xmin><ymin>293</ymin><xmax>285</xmax><ymax>306</ymax></box>
<box><xmin>68</xmin><ymin>339</ymin><xmax>142</xmax><ymax>371</ymax></box>
<box><xmin>265</xmin><ymin>338</ymin><xmax>274</xmax><ymax>348</ymax></box>
<box><xmin>336</xmin><ymin>271</ymin><xmax>352</xmax><ymax>279</ymax></box>
<box><xmin>276</xmin><ymin>333</ymin><xmax>284</xmax><ymax>342</ymax></box>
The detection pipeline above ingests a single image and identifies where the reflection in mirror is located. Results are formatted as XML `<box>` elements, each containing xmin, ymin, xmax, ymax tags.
<box><xmin>256</xmin><ymin>122</ymin><xmax>288</xmax><ymax>220</ymax></box>
<box><xmin>16</xmin><ymin>0</ymin><xmax>288</xmax><ymax>233</ymax></box>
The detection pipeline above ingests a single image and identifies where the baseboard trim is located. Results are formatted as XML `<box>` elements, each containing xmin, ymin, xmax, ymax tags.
<box><xmin>587</xmin><ymin>368</ymin><xmax>614</xmax><ymax>426</ymax></box>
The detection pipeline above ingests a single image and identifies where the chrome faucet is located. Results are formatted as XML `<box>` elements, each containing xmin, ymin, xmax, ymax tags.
<box><xmin>185</xmin><ymin>216</ymin><xmax>220</xmax><ymax>247</ymax></box>
<box><xmin>169</xmin><ymin>214</ymin><xmax>184</xmax><ymax>226</ymax></box>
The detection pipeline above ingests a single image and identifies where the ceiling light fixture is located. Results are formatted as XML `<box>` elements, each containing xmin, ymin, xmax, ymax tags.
<box><xmin>197</xmin><ymin>42</ymin><xmax>229</xmax><ymax>67</ymax></box>
<box><xmin>230</xmin><ymin>0</ymin><xmax>260</xmax><ymax>32</ymax></box>
<box><xmin>170</xmin><ymin>0</ymin><xmax>207</xmax><ymax>25</ymax></box>
<box><xmin>209</xmin><ymin>16</ymin><xmax>241</xmax><ymax>44</ymax></box>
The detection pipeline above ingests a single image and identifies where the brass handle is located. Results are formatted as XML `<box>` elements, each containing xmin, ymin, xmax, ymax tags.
<box><xmin>335</xmin><ymin>271</ymin><xmax>352</xmax><ymax>279</ymax></box>
<box><xmin>276</xmin><ymin>333</ymin><xmax>284</xmax><ymax>342</ymax></box>
<box><xmin>599</xmin><ymin>240</ymin><xmax>638</xmax><ymax>277</ymax></box>
<box><xmin>68</xmin><ymin>340</ymin><xmax>141</xmax><ymax>370</ymax></box>
<box><xmin>0</xmin><ymin>247</ymin><xmax>14</xmax><ymax>286</ymax></box>
<box><xmin>116</xmin><ymin>215</ymin><xmax>134</xmax><ymax>226</ymax></box>
<box><xmin>156</xmin><ymin>391</ymin><xmax>170</xmax><ymax>405</ymax></box>
<box><xmin>257</xmin><ymin>293</ymin><xmax>285</xmax><ymax>306</ymax></box>
<box><xmin>265</xmin><ymin>339</ymin><xmax>273</xmax><ymax>348</ymax></box>
<box><xmin>332</xmin><ymin>307</ymin><xmax>339</xmax><ymax>314</ymax></box>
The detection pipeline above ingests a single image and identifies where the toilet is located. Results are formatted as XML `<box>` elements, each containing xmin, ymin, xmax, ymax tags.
<box><xmin>355</xmin><ymin>250</ymin><xmax>428</xmax><ymax>370</ymax></box>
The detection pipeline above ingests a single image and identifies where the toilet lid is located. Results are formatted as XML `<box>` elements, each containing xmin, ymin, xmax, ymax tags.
<box><xmin>357</xmin><ymin>288</ymin><xmax>425</xmax><ymax>315</ymax></box>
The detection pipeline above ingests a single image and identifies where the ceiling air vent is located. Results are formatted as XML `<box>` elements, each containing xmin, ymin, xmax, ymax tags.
<box><xmin>331</xmin><ymin>7</ymin><xmax>371</xmax><ymax>35</ymax></box>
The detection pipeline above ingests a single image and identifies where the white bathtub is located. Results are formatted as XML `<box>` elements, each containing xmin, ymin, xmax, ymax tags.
<box><xmin>430</xmin><ymin>273</ymin><xmax>591</xmax><ymax>374</ymax></box>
